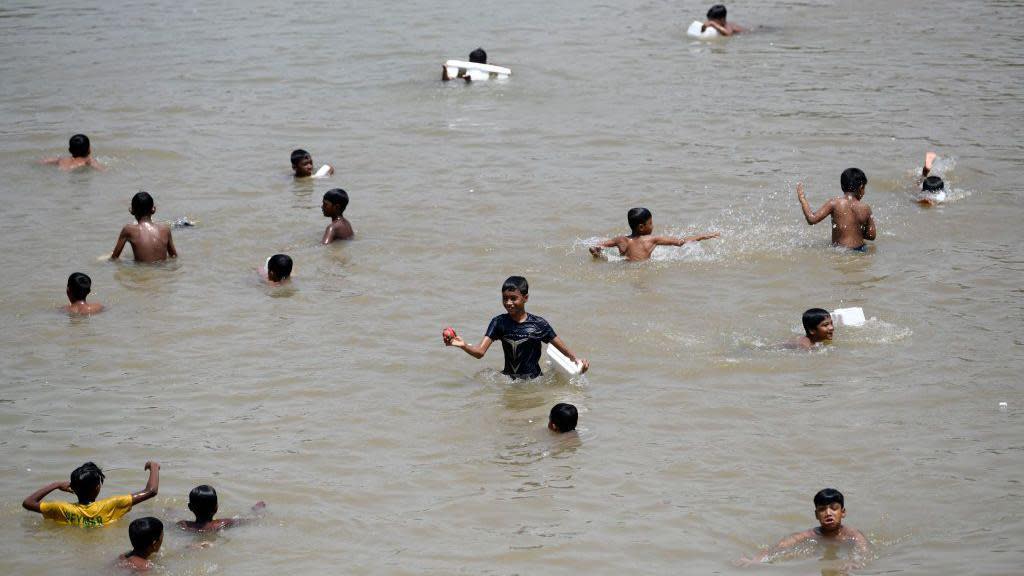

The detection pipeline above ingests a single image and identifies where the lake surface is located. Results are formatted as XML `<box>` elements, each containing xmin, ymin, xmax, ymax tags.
<box><xmin>1</xmin><ymin>0</ymin><xmax>1022</xmax><ymax>574</ymax></box>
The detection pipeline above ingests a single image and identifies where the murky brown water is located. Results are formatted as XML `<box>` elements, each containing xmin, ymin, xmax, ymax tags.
<box><xmin>1</xmin><ymin>0</ymin><xmax>1022</xmax><ymax>574</ymax></box>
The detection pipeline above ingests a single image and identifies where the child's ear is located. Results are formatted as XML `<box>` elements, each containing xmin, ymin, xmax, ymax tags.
<box><xmin>548</xmin><ymin>421</ymin><xmax>556</xmax><ymax>431</ymax></box>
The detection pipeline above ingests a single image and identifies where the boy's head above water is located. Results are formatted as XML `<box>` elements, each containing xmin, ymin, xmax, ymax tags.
<box><xmin>627</xmin><ymin>207</ymin><xmax>653</xmax><ymax>235</ymax></box>
<box><xmin>128</xmin><ymin>517</ymin><xmax>163</xmax><ymax>557</ymax></box>
<box><xmin>69</xmin><ymin>134</ymin><xmax>91</xmax><ymax>158</ymax></box>
<box><xmin>840</xmin><ymin>168</ymin><xmax>868</xmax><ymax>197</ymax></box>
<box><xmin>70</xmin><ymin>461</ymin><xmax>105</xmax><ymax>502</ymax></box>
<box><xmin>922</xmin><ymin>175</ymin><xmax>944</xmax><ymax>192</ymax></box>
<box><xmin>188</xmin><ymin>485</ymin><xmax>218</xmax><ymax>522</ymax></box>
<box><xmin>131</xmin><ymin>191</ymin><xmax>155</xmax><ymax>219</ymax></box>
<box><xmin>549</xmin><ymin>403</ymin><xmax>578</xmax><ymax>432</ymax></box>
<box><xmin>291</xmin><ymin>149</ymin><xmax>313</xmax><ymax>177</ymax></box>
<box><xmin>67</xmin><ymin>272</ymin><xmax>91</xmax><ymax>302</ymax></box>
<box><xmin>802</xmin><ymin>308</ymin><xmax>834</xmax><ymax>342</ymax></box>
<box><xmin>813</xmin><ymin>488</ymin><xmax>846</xmax><ymax>531</ymax></box>
<box><xmin>501</xmin><ymin>276</ymin><xmax>529</xmax><ymax>315</ymax></box>
<box><xmin>267</xmin><ymin>254</ymin><xmax>293</xmax><ymax>282</ymax></box>
<box><xmin>322</xmin><ymin>188</ymin><xmax>349</xmax><ymax>216</ymax></box>
<box><xmin>469</xmin><ymin>47</ymin><xmax>487</xmax><ymax>64</ymax></box>
<box><xmin>707</xmin><ymin>4</ymin><xmax>727</xmax><ymax>22</ymax></box>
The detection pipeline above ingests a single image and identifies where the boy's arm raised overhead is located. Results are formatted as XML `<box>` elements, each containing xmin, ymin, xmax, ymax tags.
<box><xmin>130</xmin><ymin>461</ymin><xmax>160</xmax><ymax>505</ymax></box>
<box><xmin>22</xmin><ymin>480</ymin><xmax>74</xmax><ymax>513</ymax></box>
<box><xmin>797</xmin><ymin>183</ymin><xmax>833</xmax><ymax>224</ymax></box>
<box><xmin>110</xmin><ymin>225</ymin><xmax>131</xmax><ymax>259</ymax></box>
<box><xmin>448</xmin><ymin>335</ymin><xmax>494</xmax><ymax>359</ymax></box>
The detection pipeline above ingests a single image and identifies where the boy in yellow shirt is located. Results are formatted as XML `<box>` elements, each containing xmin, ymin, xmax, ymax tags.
<box><xmin>22</xmin><ymin>461</ymin><xmax>160</xmax><ymax>527</ymax></box>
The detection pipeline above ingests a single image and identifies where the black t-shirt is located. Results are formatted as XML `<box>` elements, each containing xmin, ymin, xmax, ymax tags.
<box><xmin>485</xmin><ymin>313</ymin><xmax>556</xmax><ymax>378</ymax></box>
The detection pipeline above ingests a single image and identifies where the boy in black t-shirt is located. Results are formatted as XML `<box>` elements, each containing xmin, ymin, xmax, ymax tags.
<box><xmin>445</xmin><ymin>276</ymin><xmax>589</xmax><ymax>379</ymax></box>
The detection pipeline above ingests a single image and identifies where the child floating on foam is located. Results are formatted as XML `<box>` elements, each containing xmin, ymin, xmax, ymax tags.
<box><xmin>785</xmin><ymin>308</ymin><xmax>834</xmax><ymax>350</ymax></box>
<box><xmin>796</xmin><ymin>168</ymin><xmax>876</xmax><ymax>252</ymax></box>
<box><xmin>589</xmin><ymin>207</ymin><xmax>719</xmax><ymax>262</ymax></box>
<box><xmin>291</xmin><ymin>149</ymin><xmax>333</xmax><ymax>179</ymax></box>
<box><xmin>442</xmin><ymin>47</ymin><xmax>510</xmax><ymax>82</ymax></box>
<box><xmin>41</xmin><ymin>133</ymin><xmax>105</xmax><ymax>171</ymax></box>
<box><xmin>700</xmin><ymin>4</ymin><xmax>747</xmax><ymax>36</ymax></box>
<box><xmin>916</xmin><ymin>151</ymin><xmax>946</xmax><ymax>206</ymax></box>
<box><xmin>444</xmin><ymin>276</ymin><xmax>589</xmax><ymax>379</ymax></box>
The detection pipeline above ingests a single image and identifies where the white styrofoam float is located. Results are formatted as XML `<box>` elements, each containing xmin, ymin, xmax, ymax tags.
<box><xmin>831</xmin><ymin>307</ymin><xmax>866</xmax><ymax>327</ymax></box>
<box><xmin>546</xmin><ymin>344</ymin><xmax>583</xmax><ymax>376</ymax></box>
<box><xmin>687</xmin><ymin>20</ymin><xmax>720</xmax><ymax>39</ymax></box>
<box><xmin>443</xmin><ymin>60</ymin><xmax>511</xmax><ymax>81</ymax></box>
<box><xmin>313</xmin><ymin>164</ymin><xmax>332</xmax><ymax>178</ymax></box>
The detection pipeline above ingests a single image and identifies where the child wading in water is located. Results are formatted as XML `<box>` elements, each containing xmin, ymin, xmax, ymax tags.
<box><xmin>590</xmin><ymin>207</ymin><xmax>719</xmax><ymax>262</ymax></box>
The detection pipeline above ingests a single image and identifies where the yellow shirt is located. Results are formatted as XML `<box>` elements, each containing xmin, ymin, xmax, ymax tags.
<box><xmin>39</xmin><ymin>495</ymin><xmax>133</xmax><ymax>527</ymax></box>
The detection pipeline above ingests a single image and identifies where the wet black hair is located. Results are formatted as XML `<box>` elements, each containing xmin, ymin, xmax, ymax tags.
<box><xmin>707</xmin><ymin>4</ymin><xmax>727</xmax><ymax>20</ymax></box>
<box><xmin>268</xmin><ymin>254</ymin><xmax>293</xmax><ymax>281</ymax></box>
<box><xmin>469</xmin><ymin>47</ymin><xmax>487</xmax><ymax>64</ymax></box>
<box><xmin>69</xmin><ymin>134</ymin><xmax>90</xmax><ymax>158</ymax></box>
<box><xmin>128</xmin><ymin>517</ymin><xmax>163</xmax><ymax>552</ymax></box>
<box><xmin>323</xmin><ymin>188</ymin><xmax>349</xmax><ymax>213</ymax></box>
<box><xmin>549</xmin><ymin>403</ymin><xmax>578</xmax><ymax>432</ymax></box>
<box><xmin>802</xmin><ymin>308</ymin><xmax>831</xmax><ymax>335</ymax></box>
<box><xmin>922</xmin><ymin>175</ymin><xmax>944</xmax><ymax>192</ymax></box>
<box><xmin>840</xmin><ymin>168</ymin><xmax>868</xmax><ymax>194</ymax></box>
<box><xmin>67</xmin><ymin>272</ymin><xmax>92</xmax><ymax>301</ymax></box>
<box><xmin>69</xmin><ymin>462</ymin><xmax>105</xmax><ymax>496</ymax></box>
<box><xmin>131</xmin><ymin>191</ymin><xmax>154</xmax><ymax>216</ymax></box>
<box><xmin>290</xmin><ymin>149</ymin><xmax>311</xmax><ymax>165</ymax></box>
<box><xmin>502</xmin><ymin>275</ymin><xmax>529</xmax><ymax>295</ymax></box>
<box><xmin>814</xmin><ymin>488</ymin><xmax>844</xmax><ymax>508</ymax></box>
<box><xmin>627</xmin><ymin>207</ymin><xmax>652</xmax><ymax>235</ymax></box>
<box><xmin>189</xmin><ymin>485</ymin><xmax>218</xmax><ymax>522</ymax></box>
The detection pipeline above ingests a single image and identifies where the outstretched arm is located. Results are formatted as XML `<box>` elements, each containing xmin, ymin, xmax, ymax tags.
<box><xmin>736</xmin><ymin>530</ymin><xmax>814</xmax><ymax>566</ymax></box>
<box><xmin>797</xmin><ymin>183</ymin><xmax>833</xmax><ymax>224</ymax></box>
<box><xmin>653</xmin><ymin>231</ymin><xmax>720</xmax><ymax>246</ymax></box>
<box><xmin>130</xmin><ymin>461</ymin><xmax>160</xmax><ymax>505</ymax></box>
<box><xmin>23</xmin><ymin>481</ymin><xmax>73</xmax><ymax>513</ymax></box>
<box><xmin>550</xmin><ymin>336</ymin><xmax>589</xmax><ymax>373</ymax></box>
<box><xmin>448</xmin><ymin>335</ymin><xmax>493</xmax><ymax>359</ymax></box>
<box><xmin>40</xmin><ymin>157</ymin><xmax>60</xmax><ymax>165</ymax></box>
<box><xmin>589</xmin><ymin>237</ymin><xmax>621</xmax><ymax>257</ymax></box>
<box><xmin>110</xmin><ymin>226</ymin><xmax>130</xmax><ymax>259</ymax></box>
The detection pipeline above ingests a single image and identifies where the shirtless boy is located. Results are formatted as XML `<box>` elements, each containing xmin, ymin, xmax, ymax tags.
<box><xmin>177</xmin><ymin>485</ymin><xmax>266</xmax><ymax>532</ymax></box>
<box><xmin>291</xmin><ymin>149</ymin><xmax>332</xmax><ymax>178</ymax></box>
<box><xmin>42</xmin><ymin>134</ymin><xmax>105</xmax><ymax>171</ymax></box>
<box><xmin>796</xmin><ymin>168</ymin><xmax>876</xmax><ymax>251</ymax></box>
<box><xmin>321</xmin><ymin>188</ymin><xmax>353</xmax><ymax>243</ymax></box>
<box><xmin>111</xmin><ymin>192</ymin><xmax>177</xmax><ymax>262</ymax></box>
<box><xmin>786</xmin><ymin>308</ymin><xmax>833</xmax><ymax>350</ymax></box>
<box><xmin>702</xmin><ymin>4</ymin><xmax>747</xmax><ymax>36</ymax></box>
<box><xmin>589</xmin><ymin>207</ymin><xmax>719</xmax><ymax>262</ymax></box>
<box><xmin>737</xmin><ymin>488</ymin><xmax>871</xmax><ymax>568</ymax></box>
<box><xmin>117</xmin><ymin>517</ymin><xmax>162</xmax><ymax>571</ymax></box>
<box><xmin>63</xmin><ymin>272</ymin><xmax>104</xmax><ymax>315</ymax></box>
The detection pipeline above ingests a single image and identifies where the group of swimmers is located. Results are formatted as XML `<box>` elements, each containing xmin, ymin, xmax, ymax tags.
<box><xmin>33</xmin><ymin>4</ymin><xmax>958</xmax><ymax>570</ymax></box>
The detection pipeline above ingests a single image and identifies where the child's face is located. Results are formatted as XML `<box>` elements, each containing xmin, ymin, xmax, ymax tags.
<box><xmin>815</xmin><ymin>502</ymin><xmax>845</xmax><ymax>530</ymax></box>
<box><xmin>293</xmin><ymin>156</ymin><xmax>314</xmax><ymax>177</ymax></box>
<box><xmin>639</xmin><ymin>217</ymin><xmax>654</xmax><ymax>235</ymax></box>
<box><xmin>322</xmin><ymin>200</ymin><xmax>337</xmax><ymax>217</ymax></box>
<box><xmin>809</xmin><ymin>317</ymin><xmax>834</xmax><ymax>342</ymax></box>
<box><xmin>502</xmin><ymin>289</ymin><xmax>527</xmax><ymax>316</ymax></box>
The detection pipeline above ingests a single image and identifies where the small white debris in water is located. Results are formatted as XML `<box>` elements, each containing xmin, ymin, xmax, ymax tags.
<box><xmin>999</xmin><ymin>402</ymin><xmax>1008</xmax><ymax>409</ymax></box>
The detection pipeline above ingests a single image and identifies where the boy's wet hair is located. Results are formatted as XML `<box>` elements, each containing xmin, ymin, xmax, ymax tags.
<box><xmin>131</xmin><ymin>191</ymin><xmax>154</xmax><ymax>216</ymax></box>
<box><xmin>549</xmin><ymin>403</ymin><xmax>578</xmax><ymax>432</ymax></box>
<box><xmin>627</xmin><ymin>207</ymin><xmax>652</xmax><ymax>234</ymax></box>
<box><xmin>707</xmin><ymin>4</ymin><xmax>727</xmax><ymax>20</ymax></box>
<box><xmin>840</xmin><ymin>168</ymin><xmax>868</xmax><ymax>194</ymax></box>
<box><xmin>268</xmin><ymin>254</ymin><xmax>293</xmax><ymax>280</ymax></box>
<box><xmin>189</xmin><ymin>485</ymin><xmax>218</xmax><ymax>521</ymax></box>
<box><xmin>802</xmin><ymin>308</ymin><xmax>831</xmax><ymax>335</ymax></box>
<box><xmin>67</xmin><ymin>272</ymin><xmax>92</xmax><ymax>301</ymax></box>
<box><xmin>813</xmin><ymin>488</ymin><xmax>844</xmax><ymax>508</ymax></box>
<box><xmin>922</xmin><ymin>175</ymin><xmax>944</xmax><ymax>192</ymax></box>
<box><xmin>469</xmin><ymin>47</ymin><xmax>487</xmax><ymax>64</ymax></box>
<box><xmin>69</xmin><ymin>134</ymin><xmax>90</xmax><ymax>158</ymax></box>
<box><xmin>323</xmin><ymin>188</ymin><xmax>349</xmax><ymax>213</ymax></box>
<box><xmin>290</xmin><ymin>149</ymin><xmax>311</xmax><ymax>165</ymax></box>
<box><xmin>502</xmin><ymin>275</ymin><xmax>529</xmax><ymax>295</ymax></box>
<box><xmin>69</xmin><ymin>462</ymin><xmax>105</xmax><ymax>495</ymax></box>
<box><xmin>128</xmin><ymin>517</ymin><xmax>163</xmax><ymax>552</ymax></box>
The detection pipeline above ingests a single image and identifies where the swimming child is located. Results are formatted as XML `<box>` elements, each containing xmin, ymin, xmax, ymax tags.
<box><xmin>291</xmin><ymin>149</ymin><xmax>333</xmax><ymax>178</ymax></box>
<box><xmin>110</xmin><ymin>192</ymin><xmax>177</xmax><ymax>262</ymax></box>
<box><xmin>445</xmin><ymin>276</ymin><xmax>589</xmax><ymax>379</ymax></box>
<box><xmin>736</xmin><ymin>488</ymin><xmax>871</xmax><ymax>568</ymax></box>
<box><xmin>785</xmin><ymin>308</ymin><xmax>834</xmax><ymax>350</ymax></box>
<box><xmin>260</xmin><ymin>254</ymin><xmax>293</xmax><ymax>284</ymax></box>
<box><xmin>549</xmin><ymin>403</ymin><xmax>578</xmax><ymax>433</ymax></box>
<box><xmin>701</xmin><ymin>4</ymin><xmax>747</xmax><ymax>36</ymax></box>
<box><xmin>23</xmin><ymin>460</ymin><xmax>160</xmax><ymax>527</ymax></box>
<box><xmin>916</xmin><ymin>152</ymin><xmax>946</xmax><ymax>205</ymax></box>
<box><xmin>321</xmin><ymin>188</ymin><xmax>353</xmax><ymax>243</ymax></box>
<box><xmin>589</xmin><ymin>207</ymin><xmax>720</xmax><ymax>262</ymax></box>
<box><xmin>796</xmin><ymin>168</ymin><xmax>876</xmax><ymax>251</ymax></box>
<box><xmin>117</xmin><ymin>517</ymin><xmax>163</xmax><ymax>571</ymax></box>
<box><xmin>42</xmin><ymin>134</ymin><xmax>105</xmax><ymax>171</ymax></box>
<box><xmin>177</xmin><ymin>485</ymin><xmax>266</xmax><ymax>532</ymax></box>
<box><xmin>63</xmin><ymin>272</ymin><xmax>104</xmax><ymax>315</ymax></box>
<box><xmin>442</xmin><ymin>47</ymin><xmax>489</xmax><ymax>81</ymax></box>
